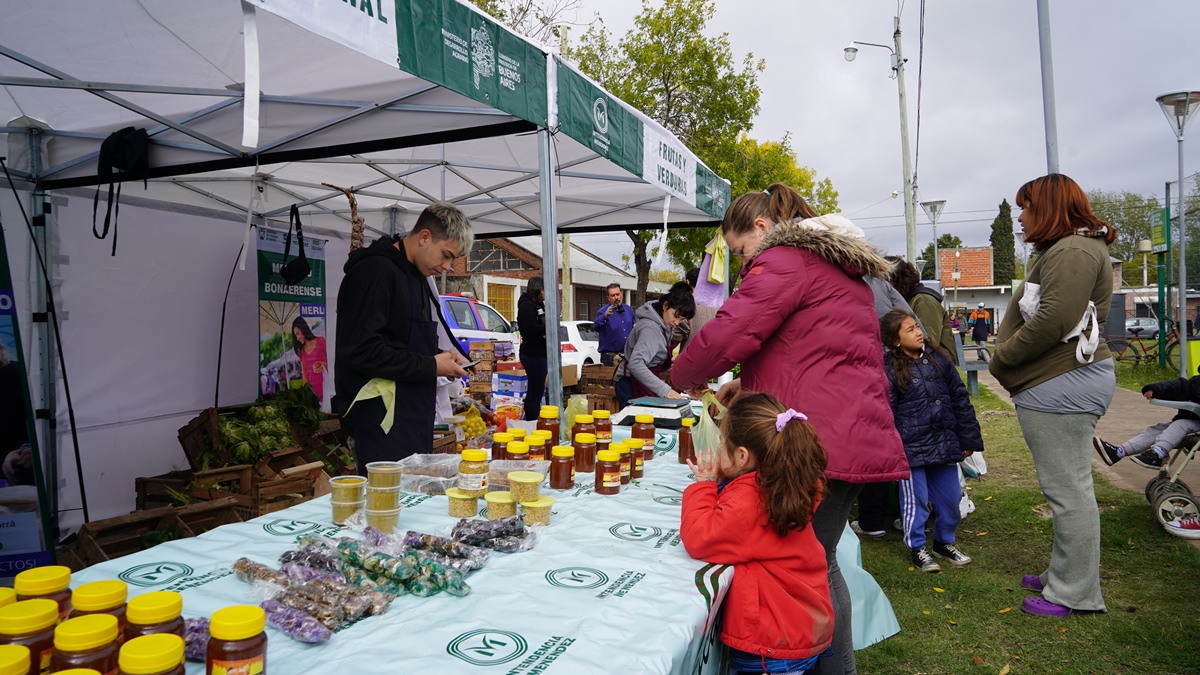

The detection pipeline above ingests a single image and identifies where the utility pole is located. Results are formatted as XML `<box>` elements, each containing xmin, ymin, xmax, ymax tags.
<box><xmin>894</xmin><ymin>16</ymin><xmax>917</xmax><ymax>264</ymax></box>
<box><xmin>1036</xmin><ymin>0</ymin><xmax>1060</xmax><ymax>174</ymax></box>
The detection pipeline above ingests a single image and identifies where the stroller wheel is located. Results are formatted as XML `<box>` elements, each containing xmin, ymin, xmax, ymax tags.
<box><xmin>1150</xmin><ymin>478</ymin><xmax>1193</xmax><ymax>504</ymax></box>
<box><xmin>1153</xmin><ymin>492</ymin><xmax>1200</xmax><ymax>531</ymax></box>
<box><xmin>1145</xmin><ymin>474</ymin><xmax>1170</xmax><ymax>503</ymax></box>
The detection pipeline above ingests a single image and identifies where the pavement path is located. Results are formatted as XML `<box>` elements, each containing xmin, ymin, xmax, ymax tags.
<box><xmin>971</xmin><ymin>362</ymin><xmax>1200</xmax><ymax>548</ymax></box>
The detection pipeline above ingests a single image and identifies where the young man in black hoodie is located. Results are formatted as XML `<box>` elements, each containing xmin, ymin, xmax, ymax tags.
<box><xmin>333</xmin><ymin>203</ymin><xmax>472</xmax><ymax>470</ymax></box>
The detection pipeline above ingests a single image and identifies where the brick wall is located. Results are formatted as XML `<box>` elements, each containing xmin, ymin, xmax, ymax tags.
<box><xmin>938</xmin><ymin>247</ymin><xmax>992</xmax><ymax>287</ymax></box>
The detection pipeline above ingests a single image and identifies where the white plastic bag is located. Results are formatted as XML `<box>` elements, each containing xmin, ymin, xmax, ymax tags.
<box><xmin>693</xmin><ymin>391</ymin><xmax>727</xmax><ymax>457</ymax></box>
<box><xmin>1018</xmin><ymin>282</ymin><xmax>1099</xmax><ymax>364</ymax></box>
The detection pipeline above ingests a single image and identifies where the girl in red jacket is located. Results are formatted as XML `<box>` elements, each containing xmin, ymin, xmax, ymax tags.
<box><xmin>682</xmin><ymin>393</ymin><xmax>833</xmax><ymax>674</ymax></box>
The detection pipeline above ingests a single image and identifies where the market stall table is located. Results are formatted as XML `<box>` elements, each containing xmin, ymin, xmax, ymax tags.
<box><xmin>70</xmin><ymin>431</ymin><xmax>898</xmax><ymax>673</ymax></box>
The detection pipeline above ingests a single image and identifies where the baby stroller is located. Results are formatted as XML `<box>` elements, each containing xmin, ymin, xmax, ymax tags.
<box><xmin>1144</xmin><ymin>399</ymin><xmax>1200</xmax><ymax>539</ymax></box>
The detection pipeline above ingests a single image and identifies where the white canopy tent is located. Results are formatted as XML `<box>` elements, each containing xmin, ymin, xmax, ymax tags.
<box><xmin>0</xmin><ymin>1</ymin><xmax>730</xmax><ymax>529</ymax></box>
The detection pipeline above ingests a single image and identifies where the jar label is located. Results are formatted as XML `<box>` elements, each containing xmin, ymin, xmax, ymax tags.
<box><xmin>602</xmin><ymin>471</ymin><xmax>621</xmax><ymax>488</ymax></box>
<box><xmin>570</xmin><ymin>468</ymin><xmax>576</xmax><ymax>481</ymax></box>
<box><xmin>620</xmin><ymin>461</ymin><xmax>630</xmax><ymax>477</ymax></box>
<box><xmin>39</xmin><ymin>649</ymin><xmax>52</xmax><ymax>673</ymax></box>
<box><xmin>211</xmin><ymin>656</ymin><xmax>265</xmax><ymax>675</ymax></box>
<box><xmin>458</xmin><ymin>472</ymin><xmax>487</xmax><ymax>491</ymax></box>
<box><xmin>597</xmin><ymin>431</ymin><xmax>612</xmax><ymax>440</ymax></box>
<box><xmin>634</xmin><ymin>457</ymin><xmax>644</xmax><ymax>471</ymax></box>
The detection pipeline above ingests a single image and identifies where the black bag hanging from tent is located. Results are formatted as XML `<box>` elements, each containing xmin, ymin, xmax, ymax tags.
<box><xmin>92</xmin><ymin>126</ymin><xmax>149</xmax><ymax>256</ymax></box>
<box><xmin>280</xmin><ymin>204</ymin><xmax>311</xmax><ymax>285</ymax></box>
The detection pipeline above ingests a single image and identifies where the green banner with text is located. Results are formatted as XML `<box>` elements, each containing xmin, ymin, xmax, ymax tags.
<box><xmin>256</xmin><ymin>227</ymin><xmax>328</xmax><ymax>406</ymax></box>
<box><xmin>556</xmin><ymin>66</ymin><xmax>644</xmax><ymax>179</ymax></box>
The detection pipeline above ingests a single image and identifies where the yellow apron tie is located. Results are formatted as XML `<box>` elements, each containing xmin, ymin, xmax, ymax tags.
<box><xmin>705</xmin><ymin>235</ymin><xmax>727</xmax><ymax>285</ymax></box>
<box><xmin>345</xmin><ymin>378</ymin><xmax>397</xmax><ymax>433</ymax></box>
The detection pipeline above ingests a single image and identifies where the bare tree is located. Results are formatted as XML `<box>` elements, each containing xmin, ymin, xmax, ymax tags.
<box><xmin>471</xmin><ymin>0</ymin><xmax>587</xmax><ymax>45</ymax></box>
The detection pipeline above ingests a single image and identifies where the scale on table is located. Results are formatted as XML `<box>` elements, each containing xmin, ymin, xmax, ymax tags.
<box><xmin>613</xmin><ymin>396</ymin><xmax>698</xmax><ymax>430</ymax></box>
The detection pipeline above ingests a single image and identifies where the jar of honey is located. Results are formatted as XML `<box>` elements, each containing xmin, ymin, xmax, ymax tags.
<box><xmin>632</xmin><ymin>414</ymin><xmax>656</xmax><ymax>457</ymax></box>
<box><xmin>548</xmin><ymin>446</ymin><xmax>575</xmax><ymax>490</ymax></box>
<box><xmin>615</xmin><ymin>441</ymin><xmax>632</xmax><ymax>484</ymax></box>
<box><xmin>573</xmin><ymin>433</ymin><xmax>597</xmax><ymax>474</ymax></box>
<box><xmin>594</xmin><ymin>451</ymin><xmax>621</xmax><ymax>495</ymax></box>
<box><xmin>570</xmin><ymin>414</ymin><xmax>595</xmax><ymax>444</ymax></box>
<box><xmin>678</xmin><ymin>417</ymin><xmax>696</xmax><ymax>465</ymax></box>
<box><xmin>626</xmin><ymin>437</ymin><xmax>646</xmax><ymax>480</ymax></box>
<box><xmin>505</xmin><ymin>441</ymin><xmax>529</xmax><ymax>462</ymax></box>
<box><xmin>0</xmin><ymin>645</ymin><xmax>29</xmax><ymax>675</ymax></box>
<box><xmin>525</xmin><ymin>435</ymin><xmax>547</xmax><ymax>461</ymax></box>
<box><xmin>14</xmin><ymin>565</ymin><xmax>72</xmax><ymax>621</ymax></box>
<box><xmin>0</xmin><ymin>599</ymin><xmax>58</xmax><ymax>673</ymax></box>
<box><xmin>508</xmin><ymin>428</ymin><xmax>527</xmax><ymax>442</ymax></box>
<box><xmin>537</xmin><ymin>406</ymin><xmax>561</xmax><ymax>443</ymax></box>
<box><xmin>118</xmin><ymin>633</ymin><xmax>185</xmax><ymax>675</ymax></box>
<box><xmin>69</xmin><ymin>580</ymin><xmax>128</xmax><ymax>641</ymax></box>
<box><xmin>206</xmin><ymin>606</ymin><xmax>267</xmax><ymax>675</ymax></box>
<box><xmin>491</xmin><ymin>432</ymin><xmax>513</xmax><ymax>462</ymax></box>
<box><xmin>50</xmin><ymin>614</ymin><xmax>119</xmax><ymax>674</ymax></box>
<box><xmin>532</xmin><ymin>429</ymin><xmax>554</xmax><ymax>445</ymax></box>
<box><xmin>124</xmin><ymin>592</ymin><xmax>184</xmax><ymax>643</ymax></box>
<box><xmin>0</xmin><ymin>589</ymin><xmax>14</xmax><ymax>612</ymax></box>
<box><xmin>593</xmin><ymin>410</ymin><xmax>613</xmax><ymax>441</ymax></box>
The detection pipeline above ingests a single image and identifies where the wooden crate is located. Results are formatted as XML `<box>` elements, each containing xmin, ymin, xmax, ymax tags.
<box><xmin>587</xmin><ymin>394</ymin><xmax>621</xmax><ymax>414</ymax></box>
<box><xmin>172</xmin><ymin>497</ymin><xmax>243</xmax><ymax>535</ymax></box>
<box><xmin>300</xmin><ymin>419</ymin><xmax>356</xmax><ymax>476</ymax></box>
<box><xmin>176</xmin><ymin>404</ymin><xmax>253</xmax><ymax>471</ymax></box>
<box><xmin>56</xmin><ymin>542</ymin><xmax>90</xmax><ymax>572</ymax></box>
<box><xmin>433</xmin><ymin>433</ymin><xmax>458</xmax><ymax>454</ymax></box>
<box><xmin>79</xmin><ymin>507</ymin><xmax>193</xmax><ymax>564</ymax></box>
<box><xmin>186</xmin><ymin>465</ymin><xmax>317</xmax><ymax>519</ymax></box>
<box><xmin>581</xmin><ymin>365</ymin><xmax>617</xmax><ymax>395</ymax></box>
<box><xmin>252</xmin><ymin>446</ymin><xmax>314</xmax><ymax>480</ymax></box>
<box><xmin>135</xmin><ymin>470</ymin><xmax>193</xmax><ymax>511</ymax></box>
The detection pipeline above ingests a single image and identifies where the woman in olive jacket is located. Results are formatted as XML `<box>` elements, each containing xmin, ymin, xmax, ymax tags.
<box><xmin>989</xmin><ymin>174</ymin><xmax>1116</xmax><ymax>618</ymax></box>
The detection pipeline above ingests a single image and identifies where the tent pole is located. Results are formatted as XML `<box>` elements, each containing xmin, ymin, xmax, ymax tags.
<box><xmin>538</xmin><ymin>128</ymin><xmax>562</xmax><ymax>411</ymax></box>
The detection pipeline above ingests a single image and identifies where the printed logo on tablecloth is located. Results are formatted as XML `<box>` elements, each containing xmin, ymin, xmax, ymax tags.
<box><xmin>447</xmin><ymin>629</ymin><xmax>528</xmax><ymax>666</ymax></box>
<box><xmin>263</xmin><ymin>519</ymin><xmax>322</xmax><ymax>536</ymax></box>
<box><xmin>654</xmin><ymin>433</ymin><xmax>676</xmax><ymax>456</ymax></box>
<box><xmin>119</xmin><ymin>562</ymin><xmax>194</xmax><ymax>588</ymax></box>
<box><xmin>653</xmin><ymin>494</ymin><xmax>683</xmax><ymax>505</ymax></box>
<box><xmin>545</xmin><ymin>567</ymin><xmax>609</xmax><ymax>590</ymax></box>
<box><xmin>608</xmin><ymin>523</ymin><xmax>662</xmax><ymax>541</ymax></box>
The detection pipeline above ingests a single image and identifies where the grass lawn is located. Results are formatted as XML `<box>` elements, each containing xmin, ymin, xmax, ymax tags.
<box><xmin>1113</xmin><ymin>359</ymin><xmax>1179</xmax><ymax>394</ymax></box>
<box><xmin>854</xmin><ymin>382</ymin><xmax>1200</xmax><ymax>675</ymax></box>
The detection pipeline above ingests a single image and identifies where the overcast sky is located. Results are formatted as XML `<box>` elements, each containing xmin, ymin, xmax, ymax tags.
<box><xmin>565</xmin><ymin>0</ymin><xmax>1200</xmax><ymax>272</ymax></box>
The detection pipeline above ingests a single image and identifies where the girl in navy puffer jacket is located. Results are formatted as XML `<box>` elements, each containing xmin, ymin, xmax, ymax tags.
<box><xmin>881</xmin><ymin>309</ymin><xmax>985</xmax><ymax>573</ymax></box>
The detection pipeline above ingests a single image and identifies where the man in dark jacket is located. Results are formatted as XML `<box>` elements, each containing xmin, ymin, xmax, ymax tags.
<box><xmin>516</xmin><ymin>276</ymin><xmax>547</xmax><ymax>420</ymax></box>
<box><xmin>1094</xmin><ymin>374</ymin><xmax>1200</xmax><ymax>469</ymax></box>
<box><xmin>334</xmin><ymin>203</ymin><xmax>471</xmax><ymax>471</ymax></box>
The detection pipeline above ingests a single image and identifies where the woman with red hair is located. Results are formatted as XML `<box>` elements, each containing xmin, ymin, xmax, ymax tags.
<box><xmin>989</xmin><ymin>174</ymin><xmax>1117</xmax><ymax>618</ymax></box>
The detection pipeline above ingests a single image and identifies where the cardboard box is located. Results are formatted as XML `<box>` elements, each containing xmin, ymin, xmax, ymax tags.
<box><xmin>582</xmin><ymin>364</ymin><xmax>617</xmax><ymax>386</ymax></box>
<box><xmin>561</xmin><ymin>363</ymin><xmax>579</xmax><ymax>388</ymax></box>
<box><xmin>469</xmin><ymin>381</ymin><xmax>494</xmax><ymax>394</ymax></box>
<box><xmin>495</xmin><ymin>370</ymin><xmax>528</xmax><ymax>395</ymax></box>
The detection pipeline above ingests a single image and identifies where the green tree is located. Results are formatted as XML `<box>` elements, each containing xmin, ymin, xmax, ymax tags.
<box><xmin>569</xmin><ymin>0</ymin><xmax>763</xmax><ymax>305</ymax></box>
<box><xmin>917</xmin><ymin>234</ymin><xmax>963</xmax><ymax>281</ymax></box>
<box><xmin>1087</xmin><ymin>188</ymin><xmax>1161</xmax><ymax>286</ymax></box>
<box><xmin>989</xmin><ymin>199</ymin><xmax>1016</xmax><ymax>284</ymax></box>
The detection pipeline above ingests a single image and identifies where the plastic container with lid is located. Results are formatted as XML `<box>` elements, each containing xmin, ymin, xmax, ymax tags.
<box><xmin>0</xmin><ymin>599</ymin><xmax>58</xmax><ymax>673</ymax></box>
<box><xmin>524</xmin><ymin>435</ymin><xmax>547</xmax><ymax>461</ymax></box>
<box><xmin>365</xmin><ymin>486</ymin><xmax>401</xmax><ymax>511</ymax></box>
<box><xmin>632</xmin><ymin>414</ymin><xmax>656</xmax><ymax>457</ymax></box>
<box><xmin>508</xmin><ymin>427</ymin><xmax>527</xmax><ymax>441</ymax></box>
<box><xmin>484</xmin><ymin>491</ymin><xmax>516</xmax><ymax>520</ymax></box>
<box><xmin>457</xmin><ymin>450</ymin><xmax>490</xmax><ymax>497</ymax></box>
<box><xmin>206</xmin><ymin>606</ymin><xmax>266</xmax><ymax>675</ymax></box>
<box><xmin>50</xmin><ymin>614</ymin><xmax>119</xmax><ymax>673</ymax></box>
<box><xmin>507</xmin><ymin>472</ymin><xmax>543</xmax><ymax>503</ymax></box>
<box><xmin>330</xmin><ymin>500</ymin><xmax>364</xmax><ymax>526</ymax></box>
<box><xmin>678</xmin><ymin>417</ymin><xmax>696</xmax><ymax>465</ymax></box>
<box><xmin>626</xmin><ymin>437</ymin><xmax>646</xmax><ymax>480</ymax></box>
<box><xmin>365</xmin><ymin>507</ymin><xmax>401</xmax><ymax>534</ymax></box>
<box><xmin>14</xmin><ymin>565</ymin><xmax>72</xmax><ymax>621</ymax></box>
<box><xmin>365</xmin><ymin>461</ymin><xmax>403</xmax><ymax>488</ymax></box>
<box><xmin>615</xmin><ymin>442</ymin><xmax>632</xmax><ymax>484</ymax></box>
<box><xmin>570</xmin><ymin>414</ymin><xmax>595</xmax><ymax>444</ymax></box>
<box><xmin>505</xmin><ymin>441</ymin><xmax>529</xmax><ymax>462</ymax></box>
<box><xmin>328</xmin><ymin>475</ymin><xmax>367</xmax><ymax>502</ymax></box>
<box><xmin>0</xmin><ymin>590</ymin><xmax>14</xmax><ymax>612</ymax></box>
<box><xmin>118</xmin><ymin>633</ymin><xmax>185</xmax><ymax>675</ymax></box>
<box><xmin>124</xmin><ymin>592</ymin><xmax>184</xmax><ymax>643</ymax></box>
<box><xmin>519</xmin><ymin>496</ymin><xmax>554</xmax><ymax>526</ymax></box>
<box><xmin>444</xmin><ymin>488</ymin><xmax>478</xmax><ymax>518</ymax></box>
<box><xmin>69</xmin><ymin>580</ymin><xmax>128</xmax><ymax>642</ymax></box>
<box><xmin>548</xmin><ymin>446</ymin><xmax>575</xmax><ymax>490</ymax></box>
<box><xmin>531</xmin><ymin>429</ymin><xmax>554</xmax><ymax>442</ymax></box>
<box><xmin>0</xmin><ymin>644</ymin><xmax>29</xmax><ymax>675</ymax></box>
<box><xmin>536</xmin><ymin>406</ymin><xmax>561</xmax><ymax>443</ymax></box>
<box><xmin>593</xmin><ymin>410</ymin><xmax>613</xmax><ymax>440</ymax></box>
<box><xmin>573</xmin><ymin>433</ymin><xmax>597</xmax><ymax>474</ymax></box>
<box><xmin>490</xmin><ymin>432</ymin><xmax>513</xmax><ymax>461</ymax></box>
<box><xmin>595</xmin><ymin>451</ymin><xmax>621</xmax><ymax>495</ymax></box>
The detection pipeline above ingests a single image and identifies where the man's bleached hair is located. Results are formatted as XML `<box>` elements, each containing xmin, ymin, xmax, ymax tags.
<box><xmin>414</xmin><ymin>201</ymin><xmax>474</xmax><ymax>254</ymax></box>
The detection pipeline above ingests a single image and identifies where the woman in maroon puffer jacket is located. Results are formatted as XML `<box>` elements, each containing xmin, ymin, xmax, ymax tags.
<box><xmin>673</xmin><ymin>183</ymin><xmax>907</xmax><ymax>675</ymax></box>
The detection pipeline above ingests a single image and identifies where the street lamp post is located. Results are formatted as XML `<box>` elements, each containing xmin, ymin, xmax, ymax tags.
<box><xmin>845</xmin><ymin>16</ymin><xmax>917</xmax><ymax>264</ymax></box>
<box><xmin>921</xmin><ymin>199</ymin><xmax>946</xmax><ymax>286</ymax></box>
<box><xmin>953</xmin><ymin>249</ymin><xmax>961</xmax><ymax>310</ymax></box>
<box><xmin>1156</xmin><ymin>91</ymin><xmax>1200</xmax><ymax>376</ymax></box>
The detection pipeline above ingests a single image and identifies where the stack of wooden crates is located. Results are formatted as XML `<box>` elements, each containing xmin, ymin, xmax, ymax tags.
<box><xmin>467</xmin><ymin>340</ymin><xmax>496</xmax><ymax>409</ymax></box>
<box><xmin>581</xmin><ymin>364</ymin><xmax>620</xmax><ymax>414</ymax></box>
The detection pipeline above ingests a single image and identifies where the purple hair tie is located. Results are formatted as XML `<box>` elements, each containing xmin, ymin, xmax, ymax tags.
<box><xmin>775</xmin><ymin>408</ymin><xmax>807</xmax><ymax>432</ymax></box>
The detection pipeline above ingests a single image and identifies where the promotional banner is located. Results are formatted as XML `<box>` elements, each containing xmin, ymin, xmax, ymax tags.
<box><xmin>0</xmin><ymin>227</ymin><xmax>55</xmax><ymax>578</ymax></box>
<box><xmin>256</xmin><ymin>226</ymin><xmax>328</xmax><ymax>406</ymax></box>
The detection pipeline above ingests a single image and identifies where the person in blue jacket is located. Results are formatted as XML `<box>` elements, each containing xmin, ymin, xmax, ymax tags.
<box><xmin>593</xmin><ymin>283</ymin><xmax>634</xmax><ymax>365</ymax></box>
<box><xmin>881</xmin><ymin>308</ymin><xmax>984</xmax><ymax>573</ymax></box>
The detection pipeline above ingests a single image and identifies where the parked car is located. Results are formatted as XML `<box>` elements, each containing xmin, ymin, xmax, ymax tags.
<box><xmin>1125</xmin><ymin>317</ymin><xmax>1160</xmax><ymax>340</ymax></box>
<box><xmin>440</xmin><ymin>295</ymin><xmax>519</xmax><ymax>353</ymax></box>
<box><xmin>560</xmin><ymin>321</ymin><xmax>602</xmax><ymax>365</ymax></box>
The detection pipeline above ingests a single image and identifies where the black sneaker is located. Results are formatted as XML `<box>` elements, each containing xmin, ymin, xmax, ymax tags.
<box><xmin>932</xmin><ymin>541</ymin><xmax>972</xmax><ymax>566</ymax></box>
<box><xmin>912</xmin><ymin>547</ymin><xmax>941</xmax><ymax>573</ymax></box>
<box><xmin>1092</xmin><ymin>437</ymin><xmax>1123</xmax><ymax>466</ymax></box>
<box><xmin>1130</xmin><ymin>450</ymin><xmax>1166</xmax><ymax>470</ymax></box>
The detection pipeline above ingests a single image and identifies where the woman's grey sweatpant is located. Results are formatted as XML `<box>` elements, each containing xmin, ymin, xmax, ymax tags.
<box><xmin>810</xmin><ymin>479</ymin><xmax>863</xmax><ymax>675</ymax></box>
<box><xmin>1016</xmin><ymin>407</ymin><xmax>1107</xmax><ymax>611</ymax></box>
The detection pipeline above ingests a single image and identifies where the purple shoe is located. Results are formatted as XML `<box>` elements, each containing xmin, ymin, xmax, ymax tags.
<box><xmin>1021</xmin><ymin>596</ymin><xmax>1097</xmax><ymax>617</ymax></box>
<box><xmin>1021</xmin><ymin>575</ymin><xmax>1045</xmax><ymax>592</ymax></box>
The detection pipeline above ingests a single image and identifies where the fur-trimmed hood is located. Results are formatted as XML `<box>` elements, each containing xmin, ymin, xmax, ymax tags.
<box><xmin>756</xmin><ymin>218</ymin><xmax>891</xmax><ymax>279</ymax></box>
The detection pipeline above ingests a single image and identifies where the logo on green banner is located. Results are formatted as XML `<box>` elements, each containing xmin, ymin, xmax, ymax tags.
<box><xmin>471</xmin><ymin>26</ymin><xmax>495</xmax><ymax>89</ymax></box>
<box><xmin>447</xmin><ymin>629</ymin><xmax>529</xmax><ymax>666</ymax></box>
<box><xmin>263</xmin><ymin>519</ymin><xmax>321</xmax><ymax>536</ymax></box>
<box><xmin>119</xmin><ymin>562</ymin><xmax>195</xmax><ymax>588</ymax></box>
<box><xmin>608</xmin><ymin>523</ymin><xmax>663</xmax><ymax>541</ymax></box>
<box><xmin>593</xmin><ymin>98</ymin><xmax>609</xmax><ymax>134</ymax></box>
<box><xmin>546</xmin><ymin>567</ymin><xmax>609</xmax><ymax>589</ymax></box>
